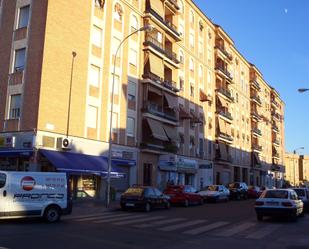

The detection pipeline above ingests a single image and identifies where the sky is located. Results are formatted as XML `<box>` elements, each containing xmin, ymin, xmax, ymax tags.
<box><xmin>194</xmin><ymin>0</ymin><xmax>309</xmax><ymax>155</ymax></box>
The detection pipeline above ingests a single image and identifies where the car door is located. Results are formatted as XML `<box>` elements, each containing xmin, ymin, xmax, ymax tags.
<box><xmin>0</xmin><ymin>172</ymin><xmax>8</xmax><ymax>215</ymax></box>
<box><xmin>218</xmin><ymin>186</ymin><xmax>224</xmax><ymax>200</ymax></box>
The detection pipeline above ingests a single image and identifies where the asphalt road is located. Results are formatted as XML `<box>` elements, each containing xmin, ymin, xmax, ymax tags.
<box><xmin>0</xmin><ymin>200</ymin><xmax>309</xmax><ymax>249</ymax></box>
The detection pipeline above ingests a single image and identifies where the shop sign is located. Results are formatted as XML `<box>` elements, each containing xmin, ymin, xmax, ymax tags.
<box><xmin>112</xmin><ymin>149</ymin><xmax>134</xmax><ymax>160</ymax></box>
<box><xmin>158</xmin><ymin>154</ymin><xmax>177</xmax><ymax>171</ymax></box>
<box><xmin>0</xmin><ymin>136</ymin><xmax>16</xmax><ymax>148</ymax></box>
<box><xmin>199</xmin><ymin>163</ymin><xmax>213</xmax><ymax>169</ymax></box>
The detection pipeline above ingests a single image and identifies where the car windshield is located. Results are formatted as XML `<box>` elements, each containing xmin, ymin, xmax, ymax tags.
<box><xmin>207</xmin><ymin>185</ymin><xmax>219</xmax><ymax>191</ymax></box>
<box><xmin>293</xmin><ymin>189</ymin><xmax>305</xmax><ymax>196</ymax></box>
<box><xmin>124</xmin><ymin>188</ymin><xmax>143</xmax><ymax>196</ymax></box>
<box><xmin>229</xmin><ymin>183</ymin><xmax>239</xmax><ymax>188</ymax></box>
<box><xmin>263</xmin><ymin>190</ymin><xmax>288</xmax><ymax>199</ymax></box>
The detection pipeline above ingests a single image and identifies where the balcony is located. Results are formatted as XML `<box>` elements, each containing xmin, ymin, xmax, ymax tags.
<box><xmin>215</xmin><ymin>66</ymin><xmax>233</xmax><ymax>82</ymax></box>
<box><xmin>252</xmin><ymin>144</ymin><xmax>263</xmax><ymax>152</ymax></box>
<box><xmin>8</xmin><ymin>71</ymin><xmax>24</xmax><ymax>85</ymax></box>
<box><xmin>145</xmin><ymin>7</ymin><xmax>181</xmax><ymax>40</ymax></box>
<box><xmin>217</xmin><ymin>87</ymin><xmax>234</xmax><ymax>102</ymax></box>
<box><xmin>251</xmin><ymin>111</ymin><xmax>261</xmax><ymax>121</ymax></box>
<box><xmin>140</xmin><ymin>140</ymin><xmax>178</xmax><ymax>154</ymax></box>
<box><xmin>271</xmin><ymin>112</ymin><xmax>281</xmax><ymax>121</ymax></box>
<box><xmin>142</xmin><ymin>72</ymin><xmax>180</xmax><ymax>93</ymax></box>
<box><xmin>251</xmin><ymin>95</ymin><xmax>262</xmax><ymax>106</ymax></box>
<box><xmin>144</xmin><ymin>35</ymin><xmax>180</xmax><ymax>64</ymax></box>
<box><xmin>272</xmin><ymin>125</ymin><xmax>279</xmax><ymax>133</ymax></box>
<box><xmin>215</xmin><ymin>46</ymin><xmax>233</xmax><ymax>61</ymax></box>
<box><xmin>272</xmin><ymin>153</ymin><xmax>280</xmax><ymax>159</ymax></box>
<box><xmin>250</xmin><ymin>79</ymin><xmax>261</xmax><ymax>91</ymax></box>
<box><xmin>142</xmin><ymin>102</ymin><xmax>178</xmax><ymax>123</ymax></box>
<box><xmin>166</xmin><ymin>0</ymin><xmax>180</xmax><ymax>12</ymax></box>
<box><xmin>215</xmin><ymin>153</ymin><xmax>233</xmax><ymax>163</ymax></box>
<box><xmin>252</xmin><ymin>127</ymin><xmax>262</xmax><ymax>137</ymax></box>
<box><xmin>271</xmin><ymin>99</ymin><xmax>279</xmax><ymax>108</ymax></box>
<box><xmin>273</xmin><ymin>139</ymin><xmax>280</xmax><ymax>146</ymax></box>
<box><xmin>218</xmin><ymin>133</ymin><xmax>234</xmax><ymax>143</ymax></box>
<box><xmin>271</xmin><ymin>164</ymin><xmax>282</xmax><ymax>172</ymax></box>
<box><xmin>217</xmin><ymin>110</ymin><xmax>233</xmax><ymax>122</ymax></box>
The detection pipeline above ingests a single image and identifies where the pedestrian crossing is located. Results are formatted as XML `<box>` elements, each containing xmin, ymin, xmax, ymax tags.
<box><xmin>65</xmin><ymin>211</ymin><xmax>297</xmax><ymax>240</ymax></box>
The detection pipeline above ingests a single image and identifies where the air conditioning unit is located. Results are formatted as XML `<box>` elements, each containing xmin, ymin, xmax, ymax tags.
<box><xmin>57</xmin><ymin>137</ymin><xmax>72</xmax><ymax>150</ymax></box>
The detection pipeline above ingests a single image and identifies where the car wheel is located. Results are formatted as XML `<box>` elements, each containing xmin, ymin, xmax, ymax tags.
<box><xmin>144</xmin><ymin>203</ymin><xmax>151</xmax><ymax>212</ymax></box>
<box><xmin>184</xmin><ymin>199</ymin><xmax>189</xmax><ymax>207</ymax></box>
<box><xmin>44</xmin><ymin>206</ymin><xmax>61</xmax><ymax>223</ymax></box>
<box><xmin>256</xmin><ymin>214</ymin><xmax>263</xmax><ymax>221</ymax></box>
<box><xmin>165</xmin><ymin>201</ymin><xmax>171</xmax><ymax>210</ymax></box>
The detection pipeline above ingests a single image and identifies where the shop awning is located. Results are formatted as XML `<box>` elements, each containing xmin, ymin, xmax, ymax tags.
<box><xmin>164</xmin><ymin>92</ymin><xmax>177</xmax><ymax>109</ymax></box>
<box><xmin>217</xmin><ymin>95</ymin><xmax>228</xmax><ymax>108</ymax></box>
<box><xmin>179</xmin><ymin>107</ymin><xmax>192</xmax><ymax>119</ymax></box>
<box><xmin>0</xmin><ymin>149</ymin><xmax>33</xmax><ymax>157</ymax></box>
<box><xmin>40</xmin><ymin>149</ymin><xmax>123</xmax><ymax>177</ymax></box>
<box><xmin>146</xmin><ymin>118</ymin><xmax>169</xmax><ymax>141</ymax></box>
<box><xmin>149</xmin><ymin>53</ymin><xmax>164</xmax><ymax>79</ymax></box>
<box><xmin>199</xmin><ymin>89</ymin><xmax>209</xmax><ymax>102</ymax></box>
<box><xmin>163</xmin><ymin>125</ymin><xmax>179</xmax><ymax>141</ymax></box>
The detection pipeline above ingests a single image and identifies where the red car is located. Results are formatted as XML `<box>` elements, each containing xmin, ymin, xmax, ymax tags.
<box><xmin>248</xmin><ymin>185</ymin><xmax>260</xmax><ymax>199</ymax></box>
<box><xmin>164</xmin><ymin>185</ymin><xmax>203</xmax><ymax>207</ymax></box>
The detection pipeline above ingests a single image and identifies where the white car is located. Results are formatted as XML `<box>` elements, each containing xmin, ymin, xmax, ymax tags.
<box><xmin>255</xmin><ymin>189</ymin><xmax>303</xmax><ymax>221</ymax></box>
<box><xmin>198</xmin><ymin>185</ymin><xmax>230</xmax><ymax>202</ymax></box>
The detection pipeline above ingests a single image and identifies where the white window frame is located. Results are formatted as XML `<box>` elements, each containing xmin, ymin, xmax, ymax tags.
<box><xmin>92</xmin><ymin>25</ymin><xmax>103</xmax><ymax>47</ymax></box>
<box><xmin>86</xmin><ymin>105</ymin><xmax>98</xmax><ymax>129</ymax></box>
<box><xmin>127</xmin><ymin>117</ymin><xmax>135</xmax><ymax>137</ymax></box>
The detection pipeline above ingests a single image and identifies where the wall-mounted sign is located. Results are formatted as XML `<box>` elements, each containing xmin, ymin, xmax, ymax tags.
<box><xmin>0</xmin><ymin>136</ymin><xmax>16</xmax><ymax>148</ymax></box>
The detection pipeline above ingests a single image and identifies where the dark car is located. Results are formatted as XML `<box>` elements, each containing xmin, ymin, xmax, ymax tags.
<box><xmin>120</xmin><ymin>186</ymin><xmax>171</xmax><ymax>212</ymax></box>
<box><xmin>227</xmin><ymin>182</ymin><xmax>248</xmax><ymax>200</ymax></box>
<box><xmin>164</xmin><ymin>185</ymin><xmax>203</xmax><ymax>207</ymax></box>
<box><xmin>248</xmin><ymin>185</ymin><xmax>260</xmax><ymax>199</ymax></box>
<box><xmin>292</xmin><ymin>188</ymin><xmax>309</xmax><ymax>212</ymax></box>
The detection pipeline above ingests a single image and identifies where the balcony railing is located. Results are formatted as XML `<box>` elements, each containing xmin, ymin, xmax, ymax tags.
<box><xmin>271</xmin><ymin>112</ymin><xmax>281</xmax><ymax>121</ymax></box>
<box><xmin>251</xmin><ymin>111</ymin><xmax>261</xmax><ymax>120</ymax></box>
<box><xmin>145</xmin><ymin>8</ymin><xmax>180</xmax><ymax>37</ymax></box>
<box><xmin>215</xmin><ymin>46</ymin><xmax>233</xmax><ymax>61</ymax></box>
<box><xmin>140</xmin><ymin>140</ymin><xmax>178</xmax><ymax>153</ymax></box>
<box><xmin>142</xmin><ymin>72</ymin><xmax>180</xmax><ymax>93</ymax></box>
<box><xmin>271</xmin><ymin>99</ymin><xmax>279</xmax><ymax>108</ymax></box>
<box><xmin>250</xmin><ymin>79</ymin><xmax>261</xmax><ymax>91</ymax></box>
<box><xmin>251</xmin><ymin>95</ymin><xmax>262</xmax><ymax>105</ymax></box>
<box><xmin>272</xmin><ymin>153</ymin><xmax>280</xmax><ymax>159</ymax></box>
<box><xmin>217</xmin><ymin>110</ymin><xmax>233</xmax><ymax>121</ymax></box>
<box><xmin>215</xmin><ymin>66</ymin><xmax>233</xmax><ymax>81</ymax></box>
<box><xmin>273</xmin><ymin>139</ymin><xmax>280</xmax><ymax>145</ymax></box>
<box><xmin>143</xmin><ymin>102</ymin><xmax>178</xmax><ymax>122</ymax></box>
<box><xmin>218</xmin><ymin>133</ymin><xmax>234</xmax><ymax>142</ymax></box>
<box><xmin>272</xmin><ymin>125</ymin><xmax>279</xmax><ymax>132</ymax></box>
<box><xmin>252</xmin><ymin>127</ymin><xmax>262</xmax><ymax>136</ymax></box>
<box><xmin>144</xmin><ymin>35</ymin><xmax>179</xmax><ymax>64</ymax></box>
<box><xmin>217</xmin><ymin>87</ymin><xmax>234</xmax><ymax>102</ymax></box>
<box><xmin>252</xmin><ymin>144</ymin><xmax>263</xmax><ymax>151</ymax></box>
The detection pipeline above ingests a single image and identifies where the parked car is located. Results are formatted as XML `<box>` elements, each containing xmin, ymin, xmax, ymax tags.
<box><xmin>227</xmin><ymin>182</ymin><xmax>248</xmax><ymax>200</ymax></box>
<box><xmin>164</xmin><ymin>185</ymin><xmax>203</xmax><ymax>207</ymax></box>
<box><xmin>248</xmin><ymin>185</ymin><xmax>260</xmax><ymax>199</ymax></box>
<box><xmin>120</xmin><ymin>186</ymin><xmax>170</xmax><ymax>212</ymax></box>
<box><xmin>255</xmin><ymin>189</ymin><xmax>304</xmax><ymax>221</ymax></box>
<box><xmin>198</xmin><ymin>185</ymin><xmax>230</xmax><ymax>202</ymax></box>
<box><xmin>257</xmin><ymin>186</ymin><xmax>269</xmax><ymax>197</ymax></box>
<box><xmin>292</xmin><ymin>188</ymin><xmax>309</xmax><ymax>212</ymax></box>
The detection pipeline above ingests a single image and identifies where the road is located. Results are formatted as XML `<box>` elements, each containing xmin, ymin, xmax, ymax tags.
<box><xmin>0</xmin><ymin>200</ymin><xmax>309</xmax><ymax>249</ymax></box>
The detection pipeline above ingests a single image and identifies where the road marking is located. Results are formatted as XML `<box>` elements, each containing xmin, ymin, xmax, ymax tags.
<box><xmin>93</xmin><ymin>214</ymin><xmax>148</xmax><ymax>224</ymax></box>
<box><xmin>63</xmin><ymin>213</ymin><xmax>109</xmax><ymax>220</ymax></box>
<box><xmin>217</xmin><ymin>222</ymin><xmax>256</xmax><ymax>237</ymax></box>
<box><xmin>134</xmin><ymin>218</ymin><xmax>187</xmax><ymax>228</ymax></box>
<box><xmin>75</xmin><ymin>213</ymin><xmax>132</xmax><ymax>222</ymax></box>
<box><xmin>183</xmin><ymin>221</ymin><xmax>230</xmax><ymax>235</ymax></box>
<box><xmin>158</xmin><ymin>220</ymin><xmax>206</xmax><ymax>232</ymax></box>
<box><xmin>245</xmin><ymin>224</ymin><xmax>282</xmax><ymax>239</ymax></box>
<box><xmin>113</xmin><ymin>216</ymin><xmax>165</xmax><ymax>226</ymax></box>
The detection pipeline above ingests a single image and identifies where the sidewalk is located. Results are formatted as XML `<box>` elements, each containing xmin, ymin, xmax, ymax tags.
<box><xmin>71</xmin><ymin>200</ymin><xmax>120</xmax><ymax>216</ymax></box>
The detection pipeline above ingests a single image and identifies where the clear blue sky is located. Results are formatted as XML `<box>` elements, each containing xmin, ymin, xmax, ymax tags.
<box><xmin>194</xmin><ymin>0</ymin><xmax>309</xmax><ymax>155</ymax></box>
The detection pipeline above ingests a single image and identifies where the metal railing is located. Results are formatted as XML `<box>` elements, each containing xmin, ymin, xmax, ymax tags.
<box><xmin>143</xmin><ymin>101</ymin><xmax>178</xmax><ymax>122</ymax></box>
<box><xmin>215</xmin><ymin>66</ymin><xmax>233</xmax><ymax>80</ymax></box>
<box><xmin>252</xmin><ymin>127</ymin><xmax>262</xmax><ymax>136</ymax></box>
<box><xmin>218</xmin><ymin>110</ymin><xmax>233</xmax><ymax>120</ymax></box>
<box><xmin>217</xmin><ymin>87</ymin><xmax>234</xmax><ymax>101</ymax></box>
<box><xmin>142</xmin><ymin>72</ymin><xmax>180</xmax><ymax>93</ymax></box>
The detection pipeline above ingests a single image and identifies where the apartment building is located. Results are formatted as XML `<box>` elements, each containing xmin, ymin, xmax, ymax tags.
<box><xmin>299</xmin><ymin>155</ymin><xmax>309</xmax><ymax>184</ymax></box>
<box><xmin>284</xmin><ymin>153</ymin><xmax>300</xmax><ymax>186</ymax></box>
<box><xmin>0</xmin><ymin>0</ymin><xmax>285</xmax><ymax>200</ymax></box>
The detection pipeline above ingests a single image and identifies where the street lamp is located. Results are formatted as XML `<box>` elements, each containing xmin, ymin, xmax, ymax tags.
<box><xmin>298</xmin><ymin>88</ymin><xmax>309</xmax><ymax>93</ymax></box>
<box><xmin>106</xmin><ymin>25</ymin><xmax>154</xmax><ymax>208</ymax></box>
<box><xmin>293</xmin><ymin>147</ymin><xmax>304</xmax><ymax>186</ymax></box>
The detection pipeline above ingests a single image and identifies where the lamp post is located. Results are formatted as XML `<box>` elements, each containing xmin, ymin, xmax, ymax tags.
<box><xmin>106</xmin><ymin>25</ymin><xmax>154</xmax><ymax>208</ymax></box>
<box><xmin>298</xmin><ymin>88</ymin><xmax>309</xmax><ymax>93</ymax></box>
<box><xmin>293</xmin><ymin>147</ymin><xmax>304</xmax><ymax>186</ymax></box>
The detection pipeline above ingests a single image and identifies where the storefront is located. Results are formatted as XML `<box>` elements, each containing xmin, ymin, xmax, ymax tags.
<box><xmin>197</xmin><ymin>161</ymin><xmax>213</xmax><ymax>190</ymax></box>
<box><xmin>177</xmin><ymin>157</ymin><xmax>198</xmax><ymax>189</ymax></box>
<box><xmin>157</xmin><ymin>154</ymin><xmax>177</xmax><ymax>191</ymax></box>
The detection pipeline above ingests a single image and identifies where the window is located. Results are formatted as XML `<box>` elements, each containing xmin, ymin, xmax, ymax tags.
<box><xmin>0</xmin><ymin>173</ymin><xmax>6</xmax><ymax>188</ymax></box>
<box><xmin>199</xmin><ymin>65</ymin><xmax>203</xmax><ymax>79</ymax></box>
<box><xmin>131</xmin><ymin>15</ymin><xmax>138</xmax><ymax>31</ymax></box>
<box><xmin>178</xmin><ymin>0</ymin><xmax>184</xmax><ymax>14</ymax></box>
<box><xmin>190</xmin><ymin>84</ymin><xmax>194</xmax><ymax>97</ymax></box>
<box><xmin>127</xmin><ymin>117</ymin><xmax>135</xmax><ymax>137</ymax></box>
<box><xmin>179</xmin><ymin>77</ymin><xmax>184</xmax><ymax>90</ymax></box>
<box><xmin>199</xmin><ymin>41</ymin><xmax>203</xmax><ymax>56</ymax></box>
<box><xmin>179</xmin><ymin>24</ymin><xmax>184</xmax><ymax>37</ymax></box>
<box><xmin>87</xmin><ymin>105</ymin><xmax>98</xmax><ymax>129</ymax></box>
<box><xmin>17</xmin><ymin>5</ymin><xmax>30</xmax><ymax>29</ymax></box>
<box><xmin>128</xmin><ymin>81</ymin><xmax>136</xmax><ymax>101</ymax></box>
<box><xmin>189</xmin><ymin>33</ymin><xmax>194</xmax><ymax>48</ymax></box>
<box><xmin>112</xmin><ymin>36</ymin><xmax>121</xmax><ymax>57</ymax></box>
<box><xmin>157</xmin><ymin>32</ymin><xmax>163</xmax><ymax>43</ymax></box>
<box><xmin>207</xmin><ymin>70</ymin><xmax>212</xmax><ymax>84</ymax></box>
<box><xmin>113</xmin><ymin>3</ymin><xmax>123</xmax><ymax>22</ymax></box>
<box><xmin>129</xmin><ymin>48</ymin><xmax>137</xmax><ymax>66</ymax></box>
<box><xmin>189</xmin><ymin>58</ymin><xmax>194</xmax><ymax>72</ymax></box>
<box><xmin>112</xmin><ymin>74</ymin><xmax>120</xmax><ymax>94</ymax></box>
<box><xmin>92</xmin><ymin>25</ymin><xmax>102</xmax><ymax>47</ymax></box>
<box><xmin>179</xmin><ymin>50</ymin><xmax>184</xmax><ymax>64</ymax></box>
<box><xmin>190</xmin><ymin>10</ymin><xmax>194</xmax><ymax>24</ymax></box>
<box><xmin>9</xmin><ymin>94</ymin><xmax>21</xmax><ymax>119</ymax></box>
<box><xmin>13</xmin><ymin>48</ymin><xmax>26</xmax><ymax>72</ymax></box>
<box><xmin>89</xmin><ymin>65</ymin><xmax>100</xmax><ymax>87</ymax></box>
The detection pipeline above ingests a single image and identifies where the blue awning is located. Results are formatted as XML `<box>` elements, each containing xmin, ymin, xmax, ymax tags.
<box><xmin>40</xmin><ymin>149</ymin><xmax>124</xmax><ymax>177</ymax></box>
<box><xmin>0</xmin><ymin>149</ymin><xmax>33</xmax><ymax>157</ymax></box>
